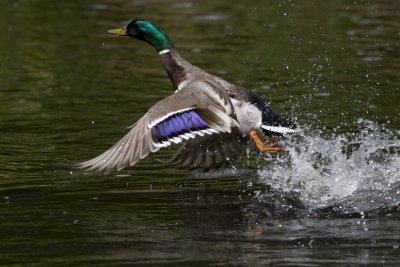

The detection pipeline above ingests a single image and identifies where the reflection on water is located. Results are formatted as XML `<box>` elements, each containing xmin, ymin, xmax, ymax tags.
<box><xmin>1</xmin><ymin>0</ymin><xmax>400</xmax><ymax>265</ymax></box>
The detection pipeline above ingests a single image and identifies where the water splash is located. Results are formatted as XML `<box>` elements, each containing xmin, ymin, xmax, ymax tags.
<box><xmin>255</xmin><ymin>119</ymin><xmax>400</xmax><ymax>216</ymax></box>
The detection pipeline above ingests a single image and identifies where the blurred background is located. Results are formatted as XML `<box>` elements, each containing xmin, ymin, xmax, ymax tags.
<box><xmin>0</xmin><ymin>0</ymin><xmax>399</xmax><ymax>266</ymax></box>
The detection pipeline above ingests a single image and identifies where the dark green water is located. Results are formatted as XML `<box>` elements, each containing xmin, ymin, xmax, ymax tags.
<box><xmin>1</xmin><ymin>0</ymin><xmax>399</xmax><ymax>266</ymax></box>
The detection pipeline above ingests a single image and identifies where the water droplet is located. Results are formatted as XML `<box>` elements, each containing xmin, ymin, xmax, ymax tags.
<box><xmin>92</xmin><ymin>4</ymin><xmax>108</xmax><ymax>11</ymax></box>
<box><xmin>171</xmin><ymin>2</ymin><xmax>193</xmax><ymax>9</ymax></box>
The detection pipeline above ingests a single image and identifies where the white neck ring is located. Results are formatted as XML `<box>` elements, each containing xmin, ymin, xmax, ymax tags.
<box><xmin>159</xmin><ymin>49</ymin><xmax>170</xmax><ymax>55</ymax></box>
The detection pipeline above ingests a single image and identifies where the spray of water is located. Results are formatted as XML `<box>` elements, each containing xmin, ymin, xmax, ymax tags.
<box><xmin>256</xmin><ymin>119</ymin><xmax>400</xmax><ymax>216</ymax></box>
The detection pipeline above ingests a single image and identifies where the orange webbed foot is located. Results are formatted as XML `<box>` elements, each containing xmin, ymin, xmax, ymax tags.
<box><xmin>249</xmin><ymin>130</ymin><xmax>283</xmax><ymax>153</ymax></box>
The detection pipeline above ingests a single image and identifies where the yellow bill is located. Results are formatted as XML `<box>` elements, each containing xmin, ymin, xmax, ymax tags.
<box><xmin>107</xmin><ymin>26</ymin><xmax>127</xmax><ymax>35</ymax></box>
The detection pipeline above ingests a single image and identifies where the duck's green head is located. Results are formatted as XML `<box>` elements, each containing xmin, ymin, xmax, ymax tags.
<box><xmin>108</xmin><ymin>19</ymin><xmax>174</xmax><ymax>52</ymax></box>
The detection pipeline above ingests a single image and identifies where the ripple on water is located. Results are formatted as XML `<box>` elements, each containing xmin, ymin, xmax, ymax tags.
<box><xmin>192</xmin><ymin>14</ymin><xmax>229</xmax><ymax>21</ymax></box>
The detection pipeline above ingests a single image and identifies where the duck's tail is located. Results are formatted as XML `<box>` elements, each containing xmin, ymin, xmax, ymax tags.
<box><xmin>261</xmin><ymin>108</ymin><xmax>298</xmax><ymax>135</ymax></box>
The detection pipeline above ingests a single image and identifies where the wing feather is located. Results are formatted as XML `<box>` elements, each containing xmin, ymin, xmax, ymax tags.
<box><xmin>79</xmin><ymin>83</ymin><xmax>236</xmax><ymax>172</ymax></box>
<box><xmin>165</xmin><ymin>129</ymin><xmax>247</xmax><ymax>170</ymax></box>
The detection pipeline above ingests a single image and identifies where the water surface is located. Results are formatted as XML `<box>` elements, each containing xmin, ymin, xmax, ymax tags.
<box><xmin>1</xmin><ymin>0</ymin><xmax>399</xmax><ymax>266</ymax></box>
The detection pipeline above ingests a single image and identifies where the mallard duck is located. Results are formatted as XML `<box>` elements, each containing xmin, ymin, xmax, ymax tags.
<box><xmin>79</xmin><ymin>19</ymin><xmax>296</xmax><ymax>172</ymax></box>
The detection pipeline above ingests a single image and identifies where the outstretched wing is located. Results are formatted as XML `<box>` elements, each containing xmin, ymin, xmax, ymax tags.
<box><xmin>164</xmin><ymin>129</ymin><xmax>247</xmax><ymax>170</ymax></box>
<box><xmin>78</xmin><ymin>83</ymin><xmax>236</xmax><ymax>172</ymax></box>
